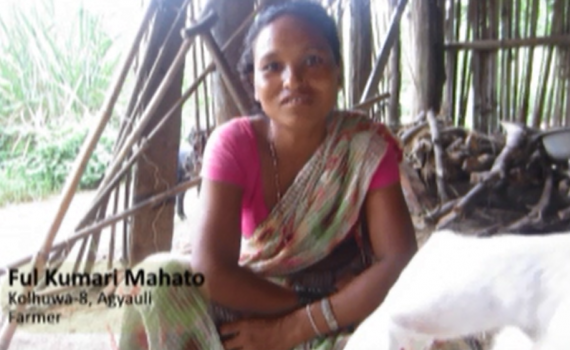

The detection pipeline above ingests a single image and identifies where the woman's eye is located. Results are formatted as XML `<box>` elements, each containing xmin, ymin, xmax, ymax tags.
<box><xmin>262</xmin><ymin>62</ymin><xmax>280</xmax><ymax>72</ymax></box>
<box><xmin>306</xmin><ymin>55</ymin><xmax>323</xmax><ymax>66</ymax></box>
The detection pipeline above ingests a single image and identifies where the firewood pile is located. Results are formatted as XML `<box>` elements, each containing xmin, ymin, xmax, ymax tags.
<box><xmin>398</xmin><ymin>111</ymin><xmax>570</xmax><ymax>236</ymax></box>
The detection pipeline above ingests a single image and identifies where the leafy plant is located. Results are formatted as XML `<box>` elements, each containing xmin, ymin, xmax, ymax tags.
<box><xmin>0</xmin><ymin>0</ymin><xmax>119</xmax><ymax>128</ymax></box>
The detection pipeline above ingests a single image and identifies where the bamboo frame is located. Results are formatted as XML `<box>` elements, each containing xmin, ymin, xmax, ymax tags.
<box><xmin>359</xmin><ymin>0</ymin><xmax>408</xmax><ymax>104</ymax></box>
<box><xmin>0</xmin><ymin>1</ymin><xmax>159</xmax><ymax>348</ymax></box>
<box><xmin>445</xmin><ymin>35</ymin><xmax>570</xmax><ymax>51</ymax></box>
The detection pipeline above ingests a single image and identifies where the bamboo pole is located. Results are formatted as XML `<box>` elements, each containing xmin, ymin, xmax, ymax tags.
<box><xmin>471</xmin><ymin>0</ymin><xmax>483</xmax><ymax>130</ymax></box>
<box><xmin>116</xmin><ymin>0</ymin><xmax>192</xmax><ymax>151</ymax></box>
<box><xmin>201</xmin><ymin>39</ymin><xmax>212</xmax><ymax>131</ymax></box>
<box><xmin>76</xmin><ymin>9</ymin><xmax>257</xmax><ymax>231</ymax></box>
<box><xmin>0</xmin><ymin>2</ymin><xmax>158</xmax><ymax>348</ymax></box>
<box><xmin>427</xmin><ymin>110</ymin><xmax>448</xmax><ymax>202</ymax></box>
<box><xmin>122</xmin><ymin>171</ymin><xmax>131</xmax><ymax>266</ymax></box>
<box><xmin>531</xmin><ymin>10</ymin><xmax>557</xmax><ymax>128</ymax></box>
<box><xmin>107</xmin><ymin>185</ymin><xmax>120</xmax><ymax>270</ymax></box>
<box><xmin>501</xmin><ymin>0</ymin><xmax>513</xmax><ymax>122</ymax></box>
<box><xmin>445</xmin><ymin>35</ymin><xmax>570</xmax><ymax>50</ymax></box>
<box><xmin>458</xmin><ymin>3</ymin><xmax>472</xmax><ymax>126</ymax></box>
<box><xmin>545</xmin><ymin>69</ymin><xmax>558</xmax><ymax>127</ymax></box>
<box><xmin>445</xmin><ymin>0</ymin><xmax>457</xmax><ymax>123</ymax></box>
<box><xmin>191</xmin><ymin>3</ymin><xmax>201</xmax><ymax>131</ymax></box>
<box><xmin>518</xmin><ymin>0</ymin><xmax>540</xmax><ymax>124</ymax></box>
<box><xmin>359</xmin><ymin>0</ymin><xmax>408</xmax><ymax>104</ymax></box>
<box><xmin>486</xmin><ymin>1</ymin><xmax>494</xmax><ymax>133</ymax></box>
<box><xmin>511</xmin><ymin>0</ymin><xmax>521</xmax><ymax>124</ymax></box>
<box><xmin>558</xmin><ymin>0</ymin><xmax>570</xmax><ymax>126</ymax></box>
<box><xmin>201</xmin><ymin>28</ymin><xmax>250</xmax><ymax>115</ymax></box>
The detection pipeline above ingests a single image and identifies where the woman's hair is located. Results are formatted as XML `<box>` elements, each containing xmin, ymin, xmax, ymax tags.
<box><xmin>237</xmin><ymin>0</ymin><xmax>342</xmax><ymax>108</ymax></box>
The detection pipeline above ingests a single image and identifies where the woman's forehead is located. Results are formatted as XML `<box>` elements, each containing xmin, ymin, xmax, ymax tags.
<box><xmin>253</xmin><ymin>15</ymin><xmax>331</xmax><ymax>60</ymax></box>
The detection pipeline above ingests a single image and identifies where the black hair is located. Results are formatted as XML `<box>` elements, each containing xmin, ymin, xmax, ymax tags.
<box><xmin>238</xmin><ymin>0</ymin><xmax>342</xmax><ymax>109</ymax></box>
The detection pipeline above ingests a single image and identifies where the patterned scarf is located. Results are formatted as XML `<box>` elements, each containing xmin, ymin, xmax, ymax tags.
<box><xmin>239</xmin><ymin>110</ymin><xmax>401</xmax><ymax>276</ymax></box>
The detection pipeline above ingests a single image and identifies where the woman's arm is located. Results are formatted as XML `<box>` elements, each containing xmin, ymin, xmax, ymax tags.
<box><xmin>190</xmin><ymin>179</ymin><xmax>299</xmax><ymax>316</ymax></box>
<box><xmin>285</xmin><ymin>181</ymin><xmax>418</xmax><ymax>343</ymax></box>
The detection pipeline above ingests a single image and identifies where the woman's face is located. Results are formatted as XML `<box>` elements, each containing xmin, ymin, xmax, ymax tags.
<box><xmin>252</xmin><ymin>15</ymin><xmax>340</xmax><ymax>128</ymax></box>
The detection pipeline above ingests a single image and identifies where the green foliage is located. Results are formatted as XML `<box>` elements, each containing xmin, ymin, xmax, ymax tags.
<box><xmin>0</xmin><ymin>0</ymin><xmax>122</xmax><ymax>206</ymax></box>
<box><xmin>0</xmin><ymin>0</ymin><xmax>119</xmax><ymax>127</ymax></box>
<box><xmin>0</xmin><ymin>126</ymin><xmax>114</xmax><ymax>206</ymax></box>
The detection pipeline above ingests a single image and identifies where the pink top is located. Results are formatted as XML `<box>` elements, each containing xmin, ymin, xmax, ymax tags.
<box><xmin>201</xmin><ymin>117</ymin><xmax>401</xmax><ymax>237</ymax></box>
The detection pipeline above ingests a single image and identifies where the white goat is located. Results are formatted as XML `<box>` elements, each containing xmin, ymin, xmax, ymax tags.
<box><xmin>344</xmin><ymin>230</ymin><xmax>570</xmax><ymax>350</ymax></box>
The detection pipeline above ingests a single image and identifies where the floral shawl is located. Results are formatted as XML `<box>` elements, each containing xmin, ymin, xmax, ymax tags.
<box><xmin>239</xmin><ymin>110</ymin><xmax>402</xmax><ymax>277</ymax></box>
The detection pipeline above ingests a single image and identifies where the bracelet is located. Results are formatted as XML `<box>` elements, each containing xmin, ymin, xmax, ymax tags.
<box><xmin>293</xmin><ymin>285</ymin><xmax>323</xmax><ymax>306</ymax></box>
<box><xmin>305</xmin><ymin>304</ymin><xmax>322</xmax><ymax>337</ymax></box>
<box><xmin>320</xmin><ymin>297</ymin><xmax>339</xmax><ymax>332</ymax></box>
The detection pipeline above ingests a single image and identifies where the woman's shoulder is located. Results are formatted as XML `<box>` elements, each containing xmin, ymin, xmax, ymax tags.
<box><xmin>204</xmin><ymin>116</ymin><xmax>258</xmax><ymax>155</ymax></box>
<box><xmin>210</xmin><ymin>116</ymin><xmax>255</xmax><ymax>141</ymax></box>
<box><xmin>201</xmin><ymin>116</ymin><xmax>258</xmax><ymax>185</ymax></box>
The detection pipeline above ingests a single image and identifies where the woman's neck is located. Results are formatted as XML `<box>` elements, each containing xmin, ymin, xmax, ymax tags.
<box><xmin>267</xmin><ymin>118</ymin><xmax>327</xmax><ymax>157</ymax></box>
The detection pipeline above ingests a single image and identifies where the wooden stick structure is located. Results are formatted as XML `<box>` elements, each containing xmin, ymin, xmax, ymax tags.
<box><xmin>0</xmin><ymin>1</ymin><xmax>159</xmax><ymax>348</ymax></box>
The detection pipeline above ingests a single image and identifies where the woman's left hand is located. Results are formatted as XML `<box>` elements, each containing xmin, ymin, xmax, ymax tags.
<box><xmin>219</xmin><ymin>314</ymin><xmax>297</xmax><ymax>350</ymax></box>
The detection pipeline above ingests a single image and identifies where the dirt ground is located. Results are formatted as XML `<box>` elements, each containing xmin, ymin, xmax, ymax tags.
<box><xmin>0</xmin><ymin>188</ymin><xmax>201</xmax><ymax>350</ymax></box>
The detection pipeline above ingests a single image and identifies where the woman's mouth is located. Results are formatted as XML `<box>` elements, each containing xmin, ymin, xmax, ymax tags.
<box><xmin>281</xmin><ymin>95</ymin><xmax>312</xmax><ymax>106</ymax></box>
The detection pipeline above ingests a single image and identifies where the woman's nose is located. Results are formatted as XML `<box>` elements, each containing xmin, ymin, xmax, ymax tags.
<box><xmin>282</xmin><ymin>66</ymin><xmax>304</xmax><ymax>90</ymax></box>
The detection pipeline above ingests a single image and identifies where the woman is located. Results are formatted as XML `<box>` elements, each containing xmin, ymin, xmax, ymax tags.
<box><xmin>119</xmin><ymin>1</ymin><xmax>417</xmax><ymax>349</ymax></box>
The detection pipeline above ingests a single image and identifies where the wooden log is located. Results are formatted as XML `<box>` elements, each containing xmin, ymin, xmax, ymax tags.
<box><xmin>129</xmin><ymin>0</ymin><xmax>187</xmax><ymax>265</ymax></box>
<box><xmin>441</xmin><ymin>126</ymin><xmax>468</xmax><ymax>141</ymax></box>
<box><xmin>462</xmin><ymin>153</ymin><xmax>495</xmax><ymax>173</ymax></box>
<box><xmin>469</xmin><ymin>170</ymin><xmax>489</xmax><ymax>184</ymax></box>
<box><xmin>427</xmin><ymin>110</ymin><xmax>449</xmax><ymax>201</ymax></box>
<box><xmin>503</xmin><ymin>170</ymin><xmax>554</xmax><ymax>232</ymax></box>
<box><xmin>399</xmin><ymin>120</ymin><xmax>427</xmax><ymax>145</ymax></box>
<box><xmin>399</xmin><ymin>161</ymin><xmax>434</xmax><ymax>215</ymax></box>
<box><xmin>411</xmin><ymin>0</ymin><xmax>445</xmax><ymax>115</ymax></box>
<box><xmin>447</xmin><ymin>150</ymin><xmax>466</xmax><ymax>167</ymax></box>
<box><xmin>436</xmin><ymin>122</ymin><xmax>529</xmax><ymax>228</ymax></box>
<box><xmin>425</xmin><ymin>199</ymin><xmax>458</xmax><ymax>223</ymax></box>
<box><xmin>445</xmin><ymin>137</ymin><xmax>464</xmax><ymax>154</ymax></box>
<box><xmin>559</xmin><ymin>206</ymin><xmax>570</xmax><ymax>221</ymax></box>
<box><xmin>465</xmin><ymin>130</ymin><xmax>503</xmax><ymax>155</ymax></box>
